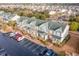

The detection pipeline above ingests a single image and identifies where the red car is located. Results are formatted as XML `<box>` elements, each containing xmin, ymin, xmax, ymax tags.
<box><xmin>15</xmin><ymin>33</ymin><xmax>22</xmax><ymax>40</ymax></box>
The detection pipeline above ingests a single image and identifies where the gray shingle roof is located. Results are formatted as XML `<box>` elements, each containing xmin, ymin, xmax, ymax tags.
<box><xmin>30</xmin><ymin>20</ymin><xmax>46</xmax><ymax>26</ymax></box>
<box><xmin>18</xmin><ymin>16</ymin><xmax>67</xmax><ymax>33</ymax></box>
<box><xmin>0</xmin><ymin>12</ymin><xmax>15</xmax><ymax>21</ymax></box>
<box><xmin>48</xmin><ymin>21</ymin><xmax>66</xmax><ymax>31</ymax></box>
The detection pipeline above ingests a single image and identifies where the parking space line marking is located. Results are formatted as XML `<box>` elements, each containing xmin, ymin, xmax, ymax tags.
<box><xmin>28</xmin><ymin>43</ymin><xmax>36</xmax><ymax>49</ymax></box>
<box><xmin>26</xmin><ymin>43</ymin><xmax>33</xmax><ymax>48</ymax></box>
<box><xmin>24</xmin><ymin>42</ymin><xmax>32</xmax><ymax>47</ymax></box>
<box><xmin>29</xmin><ymin>44</ymin><xmax>37</xmax><ymax>50</ymax></box>
<box><xmin>32</xmin><ymin>45</ymin><xmax>40</xmax><ymax>52</ymax></box>
<box><xmin>19</xmin><ymin>40</ymin><xmax>29</xmax><ymax>45</ymax></box>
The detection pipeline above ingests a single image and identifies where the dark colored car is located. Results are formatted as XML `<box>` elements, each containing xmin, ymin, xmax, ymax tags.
<box><xmin>44</xmin><ymin>49</ymin><xmax>58</xmax><ymax>56</ymax></box>
<box><xmin>38</xmin><ymin>48</ymin><xmax>58</xmax><ymax>56</ymax></box>
<box><xmin>38</xmin><ymin>47</ymin><xmax>48</xmax><ymax>55</ymax></box>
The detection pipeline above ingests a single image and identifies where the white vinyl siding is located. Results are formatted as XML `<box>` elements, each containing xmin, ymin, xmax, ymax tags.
<box><xmin>61</xmin><ymin>25</ymin><xmax>69</xmax><ymax>42</ymax></box>
<box><xmin>54</xmin><ymin>27</ymin><xmax>62</xmax><ymax>37</ymax></box>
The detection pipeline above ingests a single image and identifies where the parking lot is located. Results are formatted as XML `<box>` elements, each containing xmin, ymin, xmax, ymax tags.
<box><xmin>2</xmin><ymin>32</ymin><xmax>58</xmax><ymax>56</ymax></box>
<box><xmin>0</xmin><ymin>47</ymin><xmax>9</xmax><ymax>56</ymax></box>
<box><xmin>0</xmin><ymin>32</ymin><xmax>38</xmax><ymax>56</ymax></box>
<box><xmin>18</xmin><ymin>38</ymin><xmax>46</xmax><ymax>55</ymax></box>
<box><xmin>18</xmin><ymin>38</ymin><xmax>58</xmax><ymax>56</ymax></box>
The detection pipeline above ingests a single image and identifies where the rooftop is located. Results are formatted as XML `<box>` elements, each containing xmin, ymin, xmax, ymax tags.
<box><xmin>17</xmin><ymin>16</ymin><xmax>67</xmax><ymax>32</ymax></box>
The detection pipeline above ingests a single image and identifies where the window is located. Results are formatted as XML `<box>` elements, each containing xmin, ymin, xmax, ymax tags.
<box><xmin>55</xmin><ymin>31</ymin><xmax>61</xmax><ymax>36</ymax></box>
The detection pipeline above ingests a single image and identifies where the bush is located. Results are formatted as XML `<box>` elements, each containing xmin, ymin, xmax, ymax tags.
<box><xmin>69</xmin><ymin>16</ymin><xmax>76</xmax><ymax>22</ymax></box>
<box><xmin>70</xmin><ymin>22</ymin><xmax>79</xmax><ymax>31</ymax></box>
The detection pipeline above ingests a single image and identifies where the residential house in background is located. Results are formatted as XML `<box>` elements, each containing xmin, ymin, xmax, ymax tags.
<box><xmin>0</xmin><ymin>11</ymin><xmax>69</xmax><ymax>44</ymax></box>
<box><xmin>0</xmin><ymin>11</ymin><xmax>20</xmax><ymax>22</ymax></box>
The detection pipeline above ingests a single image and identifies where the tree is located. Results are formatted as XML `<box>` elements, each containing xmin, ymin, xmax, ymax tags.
<box><xmin>33</xmin><ymin>12</ymin><xmax>48</xmax><ymax>20</ymax></box>
<box><xmin>27</xmin><ymin>13</ymin><xmax>33</xmax><ymax>17</ymax></box>
<box><xmin>17</xmin><ymin>11</ymin><xmax>24</xmax><ymax>16</ymax></box>
<box><xmin>77</xmin><ymin>24</ymin><xmax>79</xmax><ymax>31</ymax></box>
<box><xmin>7</xmin><ymin>20</ymin><xmax>17</xmax><ymax>29</ymax></box>
<box><xmin>2</xmin><ymin>23</ymin><xmax>8</xmax><ymax>31</ymax></box>
<box><xmin>75</xmin><ymin>16</ymin><xmax>79</xmax><ymax>22</ymax></box>
<box><xmin>69</xmin><ymin>16</ymin><xmax>76</xmax><ymax>22</ymax></box>
<box><xmin>70</xmin><ymin>22</ymin><xmax>79</xmax><ymax>31</ymax></box>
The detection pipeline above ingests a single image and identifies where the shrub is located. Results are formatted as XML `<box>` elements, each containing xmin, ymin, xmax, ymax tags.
<box><xmin>70</xmin><ymin>22</ymin><xmax>79</xmax><ymax>31</ymax></box>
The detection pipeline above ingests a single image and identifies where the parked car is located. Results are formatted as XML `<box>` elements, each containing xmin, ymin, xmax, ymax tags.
<box><xmin>38</xmin><ymin>47</ymin><xmax>48</xmax><ymax>55</ymax></box>
<box><xmin>44</xmin><ymin>49</ymin><xmax>58</xmax><ymax>56</ymax></box>
<box><xmin>38</xmin><ymin>48</ymin><xmax>58</xmax><ymax>56</ymax></box>
<box><xmin>3</xmin><ymin>32</ymin><xmax>24</xmax><ymax>41</ymax></box>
